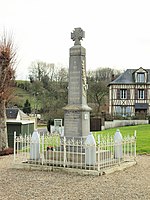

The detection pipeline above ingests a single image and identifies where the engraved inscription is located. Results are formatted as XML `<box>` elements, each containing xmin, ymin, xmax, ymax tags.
<box><xmin>65</xmin><ymin>111</ymin><xmax>81</xmax><ymax>135</ymax></box>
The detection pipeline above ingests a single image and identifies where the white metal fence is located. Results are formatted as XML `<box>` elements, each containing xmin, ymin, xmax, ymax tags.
<box><xmin>13</xmin><ymin>131</ymin><xmax>136</xmax><ymax>173</ymax></box>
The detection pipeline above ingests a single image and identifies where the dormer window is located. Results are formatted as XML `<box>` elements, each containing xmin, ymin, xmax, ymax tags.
<box><xmin>137</xmin><ymin>73</ymin><xmax>145</xmax><ymax>82</ymax></box>
<box><xmin>134</xmin><ymin>68</ymin><xmax>148</xmax><ymax>83</ymax></box>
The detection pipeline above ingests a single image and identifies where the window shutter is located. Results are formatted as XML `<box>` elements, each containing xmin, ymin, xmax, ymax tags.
<box><xmin>117</xmin><ymin>89</ymin><xmax>120</xmax><ymax>99</ymax></box>
<box><xmin>144</xmin><ymin>89</ymin><xmax>147</xmax><ymax>100</ymax></box>
<box><xmin>135</xmin><ymin>89</ymin><xmax>138</xmax><ymax>99</ymax></box>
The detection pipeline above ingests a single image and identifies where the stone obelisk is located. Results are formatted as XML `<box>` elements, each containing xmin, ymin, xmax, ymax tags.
<box><xmin>64</xmin><ymin>27</ymin><xmax>91</xmax><ymax>138</ymax></box>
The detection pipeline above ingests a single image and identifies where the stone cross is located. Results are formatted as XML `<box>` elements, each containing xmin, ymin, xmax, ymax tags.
<box><xmin>71</xmin><ymin>27</ymin><xmax>85</xmax><ymax>45</ymax></box>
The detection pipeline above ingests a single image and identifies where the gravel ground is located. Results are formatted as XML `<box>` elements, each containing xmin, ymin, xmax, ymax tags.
<box><xmin>0</xmin><ymin>155</ymin><xmax>150</xmax><ymax>200</ymax></box>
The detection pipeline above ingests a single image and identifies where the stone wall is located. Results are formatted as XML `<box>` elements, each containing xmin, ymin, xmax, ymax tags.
<box><xmin>102</xmin><ymin>120</ymin><xmax>149</xmax><ymax>130</ymax></box>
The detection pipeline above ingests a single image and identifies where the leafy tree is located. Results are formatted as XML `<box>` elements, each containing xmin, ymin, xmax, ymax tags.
<box><xmin>23</xmin><ymin>99</ymin><xmax>31</xmax><ymax>114</ymax></box>
<box><xmin>0</xmin><ymin>33</ymin><xmax>16</xmax><ymax>150</ymax></box>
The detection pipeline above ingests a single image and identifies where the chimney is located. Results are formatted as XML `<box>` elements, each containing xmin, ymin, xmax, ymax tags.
<box><xmin>111</xmin><ymin>74</ymin><xmax>115</xmax><ymax>81</ymax></box>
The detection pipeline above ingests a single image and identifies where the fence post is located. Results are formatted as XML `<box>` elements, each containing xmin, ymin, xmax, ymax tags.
<box><xmin>63</xmin><ymin>136</ymin><xmax>66</xmax><ymax>167</ymax></box>
<box><xmin>30</xmin><ymin>130</ymin><xmax>40</xmax><ymax>160</ymax></box>
<box><xmin>114</xmin><ymin>129</ymin><xmax>123</xmax><ymax>161</ymax></box>
<box><xmin>97</xmin><ymin>134</ymin><xmax>100</xmax><ymax>171</ymax></box>
<box><xmin>41</xmin><ymin>134</ymin><xmax>44</xmax><ymax>165</ymax></box>
<box><xmin>85</xmin><ymin>132</ymin><xmax>96</xmax><ymax>166</ymax></box>
<box><xmin>134</xmin><ymin>130</ymin><xmax>136</xmax><ymax>159</ymax></box>
<box><xmin>14</xmin><ymin>131</ymin><xmax>16</xmax><ymax>162</ymax></box>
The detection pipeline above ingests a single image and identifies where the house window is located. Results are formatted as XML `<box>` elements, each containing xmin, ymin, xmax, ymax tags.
<box><xmin>115</xmin><ymin>106</ymin><xmax>121</xmax><ymax>114</ymax></box>
<box><xmin>115</xmin><ymin>106</ymin><xmax>131</xmax><ymax>116</ymax></box>
<box><xmin>138</xmin><ymin>89</ymin><xmax>144</xmax><ymax>99</ymax></box>
<box><xmin>137</xmin><ymin>73</ymin><xmax>145</xmax><ymax>82</ymax></box>
<box><xmin>121</xmin><ymin>107</ymin><xmax>126</xmax><ymax>116</ymax></box>
<box><xmin>126</xmin><ymin>106</ymin><xmax>131</xmax><ymax>115</ymax></box>
<box><xmin>120</xmin><ymin>89</ymin><xmax>127</xmax><ymax>99</ymax></box>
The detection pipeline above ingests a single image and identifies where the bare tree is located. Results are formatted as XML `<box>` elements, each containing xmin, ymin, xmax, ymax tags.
<box><xmin>0</xmin><ymin>33</ymin><xmax>16</xmax><ymax>150</ymax></box>
<box><xmin>28</xmin><ymin>61</ymin><xmax>56</xmax><ymax>82</ymax></box>
<box><xmin>87</xmin><ymin>67</ymin><xmax>121</xmax><ymax>116</ymax></box>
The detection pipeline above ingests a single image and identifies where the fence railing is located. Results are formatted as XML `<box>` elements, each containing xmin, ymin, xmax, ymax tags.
<box><xmin>13</xmin><ymin>131</ymin><xmax>136</xmax><ymax>173</ymax></box>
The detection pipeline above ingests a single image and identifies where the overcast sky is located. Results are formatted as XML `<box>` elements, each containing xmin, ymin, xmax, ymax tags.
<box><xmin>1</xmin><ymin>0</ymin><xmax>150</xmax><ymax>80</ymax></box>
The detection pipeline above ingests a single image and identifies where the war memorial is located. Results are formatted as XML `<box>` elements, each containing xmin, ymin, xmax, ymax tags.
<box><xmin>13</xmin><ymin>28</ymin><xmax>136</xmax><ymax>175</ymax></box>
<box><xmin>64</xmin><ymin>27</ymin><xmax>91</xmax><ymax>138</ymax></box>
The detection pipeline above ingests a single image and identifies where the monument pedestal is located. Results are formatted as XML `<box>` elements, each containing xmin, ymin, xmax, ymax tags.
<box><xmin>64</xmin><ymin>105</ymin><xmax>91</xmax><ymax>138</ymax></box>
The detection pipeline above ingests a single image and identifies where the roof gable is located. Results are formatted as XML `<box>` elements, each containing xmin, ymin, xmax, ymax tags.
<box><xmin>133</xmin><ymin>67</ymin><xmax>148</xmax><ymax>74</ymax></box>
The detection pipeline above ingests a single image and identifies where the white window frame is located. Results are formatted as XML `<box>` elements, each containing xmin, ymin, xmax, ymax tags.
<box><xmin>138</xmin><ymin>89</ymin><xmax>144</xmax><ymax>99</ymax></box>
<box><xmin>120</xmin><ymin>89</ymin><xmax>127</xmax><ymax>99</ymax></box>
<box><xmin>137</xmin><ymin>73</ymin><xmax>145</xmax><ymax>83</ymax></box>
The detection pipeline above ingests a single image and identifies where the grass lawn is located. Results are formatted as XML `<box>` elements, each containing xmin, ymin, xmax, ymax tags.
<box><xmin>94</xmin><ymin>124</ymin><xmax>150</xmax><ymax>154</ymax></box>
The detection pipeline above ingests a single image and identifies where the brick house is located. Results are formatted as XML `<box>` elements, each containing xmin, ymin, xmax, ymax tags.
<box><xmin>108</xmin><ymin>67</ymin><xmax>150</xmax><ymax>118</ymax></box>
